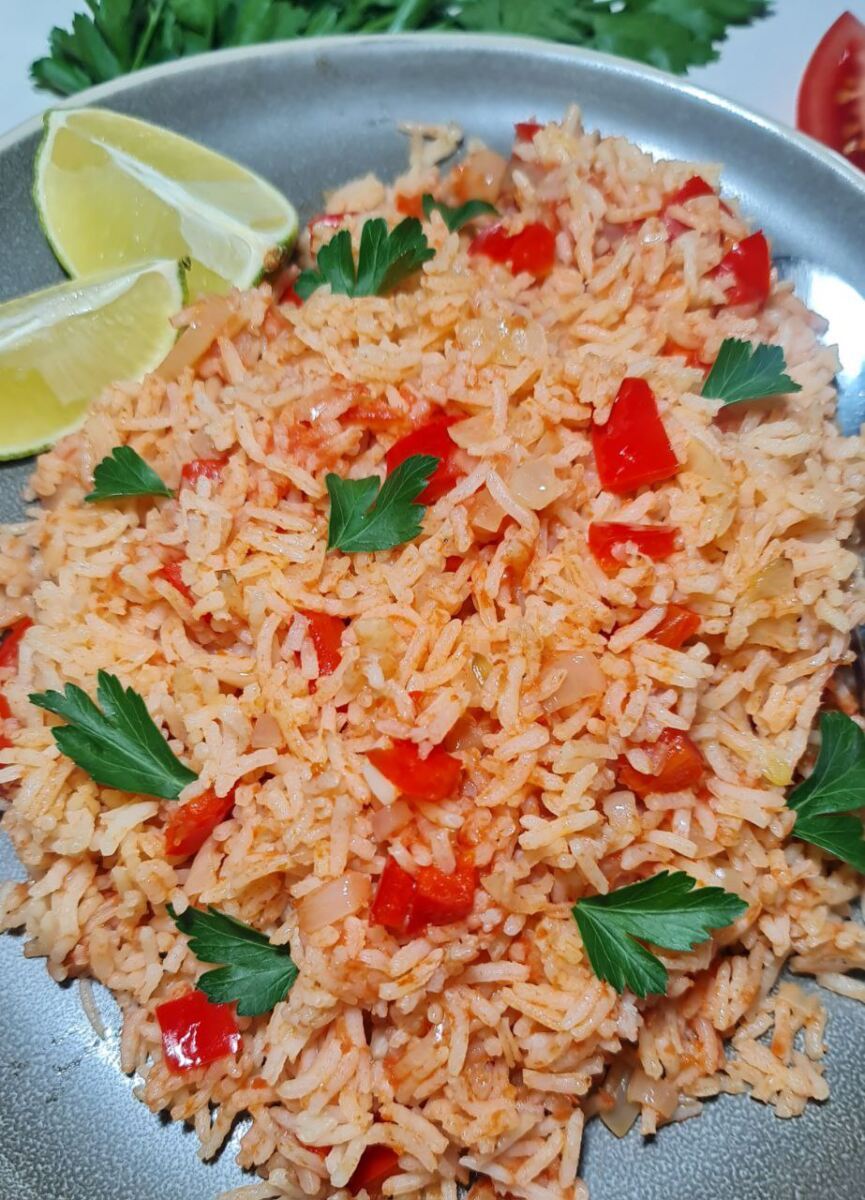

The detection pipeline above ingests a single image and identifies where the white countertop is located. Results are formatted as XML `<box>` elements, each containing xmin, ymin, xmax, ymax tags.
<box><xmin>3</xmin><ymin>0</ymin><xmax>865</xmax><ymax>136</ymax></box>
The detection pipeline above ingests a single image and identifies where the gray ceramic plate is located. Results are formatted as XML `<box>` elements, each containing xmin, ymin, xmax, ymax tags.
<box><xmin>1</xmin><ymin>33</ymin><xmax>865</xmax><ymax>1200</ymax></box>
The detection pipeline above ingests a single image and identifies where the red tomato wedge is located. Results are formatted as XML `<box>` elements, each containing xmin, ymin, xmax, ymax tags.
<box><xmin>650</xmin><ymin>604</ymin><xmax>701</xmax><ymax>650</ymax></box>
<box><xmin>367</xmin><ymin>740</ymin><xmax>462</xmax><ymax>801</ymax></box>
<box><xmin>798</xmin><ymin>12</ymin><xmax>865</xmax><ymax>171</ymax></box>
<box><xmin>714</xmin><ymin>232</ymin><xmax>771</xmax><ymax>307</ymax></box>
<box><xmin>617</xmin><ymin>729</ymin><xmax>705</xmax><ymax>797</ymax></box>
<box><xmin>407</xmin><ymin>854</ymin><xmax>477</xmax><ymax>934</ymax></box>
<box><xmin>347</xmin><ymin>1146</ymin><xmax>400</xmax><ymax>1196</ymax></box>
<box><xmin>158</xmin><ymin>561</ymin><xmax>194</xmax><ymax>603</ymax></box>
<box><xmin>515</xmin><ymin>121</ymin><xmax>543</xmax><ymax>141</ymax></box>
<box><xmin>370</xmin><ymin>857</ymin><xmax>417</xmax><ymax>934</ymax></box>
<box><xmin>155</xmin><ymin>990</ymin><xmax>240</xmax><ymax>1073</ymax></box>
<box><xmin>588</xmin><ymin>522</ymin><xmax>678</xmax><ymax>573</ymax></box>
<box><xmin>0</xmin><ymin>692</ymin><xmax>12</xmax><ymax>751</ymax></box>
<box><xmin>0</xmin><ymin>617</ymin><xmax>32</xmax><ymax>671</ymax></box>
<box><xmin>165</xmin><ymin>788</ymin><xmax>236</xmax><ymax>858</ymax></box>
<box><xmin>385</xmin><ymin>415</ymin><xmax>461</xmax><ymax>504</ymax></box>
<box><xmin>468</xmin><ymin>221</ymin><xmax>556</xmax><ymax>277</ymax></box>
<box><xmin>180</xmin><ymin>458</ymin><xmax>226</xmax><ymax>489</ymax></box>
<box><xmin>592</xmin><ymin>378</ymin><xmax>679</xmax><ymax>495</ymax></box>
<box><xmin>301</xmin><ymin>610</ymin><xmax>345</xmax><ymax>676</ymax></box>
<box><xmin>664</xmin><ymin>176</ymin><xmax>715</xmax><ymax>238</ymax></box>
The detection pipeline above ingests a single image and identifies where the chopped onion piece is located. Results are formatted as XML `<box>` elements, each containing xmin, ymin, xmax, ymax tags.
<box><xmin>747</xmin><ymin>556</ymin><xmax>795</xmax><ymax>601</ymax></box>
<box><xmin>543</xmin><ymin>652</ymin><xmax>605</xmax><ymax>711</ymax></box>
<box><xmin>251</xmin><ymin>713</ymin><xmax>282</xmax><ymax>749</ymax></box>
<box><xmin>297</xmin><ymin>872</ymin><xmax>371</xmax><ymax>934</ymax></box>
<box><xmin>762</xmin><ymin>749</ymin><xmax>793</xmax><ymax>787</ymax></box>
<box><xmin>600</xmin><ymin>1065</ymin><xmax>640</xmax><ymax>1138</ymax></box>
<box><xmin>361</xmin><ymin>759</ymin><xmax>399</xmax><ymax>805</ymax></box>
<box><xmin>370</xmin><ymin>800</ymin><xmax>412</xmax><ymax>841</ymax></box>
<box><xmin>453</xmin><ymin>148</ymin><xmax>507</xmax><ymax>203</ymax></box>
<box><xmin>509</xmin><ymin>457</ymin><xmax>566</xmax><ymax>511</ymax></box>
<box><xmin>471</xmin><ymin>654</ymin><xmax>492</xmax><ymax>686</ymax></box>
<box><xmin>470</xmin><ymin>490</ymin><xmax>507</xmax><ymax>534</ymax></box>
<box><xmin>627</xmin><ymin>1070</ymin><xmax>679</xmax><ymax>1119</ymax></box>
<box><xmin>156</xmin><ymin>295</ymin><xmax>235</xmax><ymax>382</ymax></box>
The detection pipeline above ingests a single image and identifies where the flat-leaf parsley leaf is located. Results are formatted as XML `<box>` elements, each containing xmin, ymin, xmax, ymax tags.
<box><xmin>421</xmin><ymin>194</ymin><xmax>498</xmax><ymax>233</ymax></box>
<box><xmin>168</xmin><ymin>904</ymin><xmax>298</xmax><ymax>1017</ymax></box>
<box><xmin>326</xmin><ymin>454</ymin><xmax>439</xmax><ymax>554</ymax></box>
<box><xmin>572</xmin><ymin>870</ymin><xmax>747</xmax><ymax>997</ymax></box>
<box><xmin>30</xmin><ymin>670</ymin><xmax>197</xmax><ymax>799</ymax></box>
<box><xmin>85</xmin><ymin>445</ymin><xmax>173</xmax><ymax>503</ymax></box>
<box><xmin>701</xmin><ymin>337</ymin><xmax>802</xmax><ymax>408</ymax></box>
<box><xmin>295</xmin><ymin>217</ymin><xmax>434</xmax><ymax>300</ymax></box>
<box><xmin>786</xmin><ymin>711</ymin><xmax>865</xmax><ymax>873</ymax></box>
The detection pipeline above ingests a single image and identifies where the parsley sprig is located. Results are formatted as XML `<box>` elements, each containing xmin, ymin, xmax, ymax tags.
<box><xmin>326</xmin><ymin>453</ymin><xmax>439</xmax><ymax>553</ymax></box>
<box><xmin>422</xmin><ymin>194</ymin><xmax>498</xmax><ymax>233</ymax></box>
<box><xmin>701</xmin><ymin>338</ymin><xmax>802</xmax><ymax>408</ymax></box>
<box><xmin>786</xmin><ymin>711</ymin><xmax>865</xmax><ymax>873</ymax></box>
<box><xmin>296</xmin><ymin>217</ymin><xmax>434</xmax><ymax>300</ymax></box>
<box><xmin>30</xmin><ymin>670</ymin><xmax>197</xmax><ymax>799</ymax></box>
<box><xmin>168</xmin><ymin>904</ymin><xmax>298</xmax><ymax>1017</ymax></box>
<box><xmin>85</xmin><ymin>445</ymin><xmax>173</xmax><ymax>503</ymax></box>
<box><xmin>572</xmin><ymin>870</ymin><xmax>747</xmax><ymax>997</ymax></box>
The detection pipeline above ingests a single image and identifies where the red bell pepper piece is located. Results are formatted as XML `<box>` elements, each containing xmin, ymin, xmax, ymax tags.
<box><xmin>165</xmin><ymin>787</ymin><xmax>236</xmax><ymax>858</ymax></box>
<box><xmin>0</xmin><ymin>617</ymin><xmax>32</xmax><ymax>670</ymax></box>
<box><xmin>180</xmin><ymin>457</ymin><xmax>226</xmax><ymax>489</ymax></box>
<box><xmin>651</xmin><ymin>604</ymin><xmax>701</xmax><ymax>650</ymax></box>
<box><xmin>301</xmin><ymin>609</ymin><xmax>345</xmax><ymax>676</ymax></box>
<box><xmin>407</xmin><ymin>853</ymin><xmax>477</xmax><ymax>934</ymax></box>
<box><xmin>515</xmin><ymin>121</ymin><xmax>543</xmax><ymax>141</ymax></box>
<box><xmin>664</xmin><ymin>176</ymin><xmax>715</xmax><ymax>238</ymax></box>
<box><xmin>158</xmin><ymin>561</ymin><xmax>194</xmax><ymax>603</ymax></box>
<box><xmin>468</xmin><ymin>221</ymin><xmax>556</xmax><ymax>277</ymax></box>
<box><xmin>385</xmin><ymin>415</ymin><xmax>461</xmax><ymax>504</ymax></box>
<box><xmin>155</xmin><ymin>990</ymin><xmax>240</xmax><ymax>1073</ymax></box>
<box><xmin>444</xmin><ymin>555</ymin><xmax>462</xmax><ymax>572</ymax></box>
<box><xmin>395</xmin><ymin>192</ymin><xmax>424</xmax><ymax>218</ymax></box>
<box><xmin>0</xmin><ymin>692</ymin><xmax>12</xmax><ymax>751</ymax></box>
<box><xmin>347</xmin><ymin>1146</ymin><xmax>400</xmax><ymax>1196</ymax></box>
<box><xmin>367</xmin><ymin>740</ymin><xmax>462</xmax><ymax>801</ymax></box>
<box><xmin>370</xmin><ymin>857</ymin><xmax>417</xmax><ymax>934</ymax></box>
<box><xmin>617</xmin><ymin>728</ymin><xmax>705</xmax><ymax>797</ymax></box>
<box><xmin>588</xmin><ymin>522</ymin><xmax>678</xmax><ymax>573</ymax></box>
<box><xmin>714</xmin><ymin>231</ymin><xmax>771</xmax><ymax>307</ymax></box>
<box><xmin>592</xmin><ymin>378</ymin><xmax>679</xmax><ymax>494</ymax></box>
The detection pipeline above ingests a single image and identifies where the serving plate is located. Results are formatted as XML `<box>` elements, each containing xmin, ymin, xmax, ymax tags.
<box><xmin>1</xmin><ymin>33</ymin><xmax>864</xmax><ymax>1200</ymax></box>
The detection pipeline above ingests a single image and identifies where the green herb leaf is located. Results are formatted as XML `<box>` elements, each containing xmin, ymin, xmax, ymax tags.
<box><xmin>85</xmin><ymin>445</ymin><xmax>173</xmax><ymax>503</ymax></box>
<box><xmin>326</xmin><ymin>453</ymin><xmax>439</xmax><ymax>554</ymax></box>
<box><xmin>296</xmin><ymin>217</ymin><xmax>434</xmax><ymax>300</ymax></box>
<box><xmin>572</xmin><ymin>870</ymin><xmax>747</xmax><ymax>997</ymax></box>
<box><xmin>29</xmin><ymin>670</ymin><xmax>197</xmax><ymax>799</ymax></box>
<box><xmin>786</xmin><ymin>711</ymin><xmax>865</xmax><ymax>872</ymax></box>
<box><xmin>168</xmin><ymin>903</ymin><xmax>298</xmax><ymax>1016</ymax></box>
<box><xmin>421</xmin><ymin>194</ymin><xmax>498</xmax><ymax>233</ymax></box>
<box><xmin>701</xmin><ymin>338</ymin><xmax>802</xmax><ymax>408</ymax></box>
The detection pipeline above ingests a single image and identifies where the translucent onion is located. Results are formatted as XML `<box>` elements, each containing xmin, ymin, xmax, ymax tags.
<box><xmin>370</xmin><ymin>800</ymin><xmax>412</xmax><ymax>842</ymax></box>
<box><xmin>470</xmin><ymin>490</ymin><xmax>507</xmax><ymax>534</ymax></box>
<box><xmin>627</xmin><ymin>1070</ymin><xmax>679</xmax><ymax>1119</ymax></box>
<box><xmin>509</xmin><ymin>457</ymin><xmax>566</xmax><ymax>511</ymax></box>
<box><xmin>762</xmin><ymin>749</ymin><xmax>793</xmax><ymax>788</ymax></box>
<box><xmin>452</xmin><ymin>148</ymin><xmax>507</xmax><ymax>203</ymax></box>
<box><xmin>711</xmin><ymin>865</ymin><xmax>746</xmax><ymax>896</ymax></box>
<box><xmin>543</xmin><ymin>652</ymin><xmax>605</xmax><ymax>711</ymax></box>
<box><xmin>456</xmin><ymin>316</ymin><xmax>545</xmax><ymax>368</ymax></box>
<box><xmin>599</xmin><ymin>1065</ymin><xmax>640</xmax><ymax>1138</ymax></box>
<box><xmin>471</xmin><ymin>653</ymin><xmax>492</xmax><ymax>686</ymax></box>
<box><xmin>361</xmin><ymin>759</ymin><xmax>398</xmax><ymax>805</ymax></box>
<box><xmin>251</xmin><ymin>713</ymin><xmax>282</xmax><ymax>749</ymax></box>
<box><xmin>449</xmin><ymin>412</ymin><xmax>496</xmax><ymax>449</ymax></box>
<box><xmin>156</xmin><ymin>295</ymin><xmax>235</xmax><ymax>382</ymax></box>
<box><xmin>746</xmin><ymin>556</ymin><xmax>795</xmax><ymax>602</ymax></box>
<box><xmin>297</xmin><ymin>872</ymin><xmax>371</xmax><ymax>934</ymax></box>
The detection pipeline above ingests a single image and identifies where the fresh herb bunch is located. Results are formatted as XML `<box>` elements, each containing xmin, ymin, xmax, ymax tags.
<box><xmin>32</xmin><ymin>0</ymin><xmax>771</xmax><ymax>97</ymax></box>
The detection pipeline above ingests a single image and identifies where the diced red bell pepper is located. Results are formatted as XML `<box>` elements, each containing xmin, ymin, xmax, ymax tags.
<box><xmin>385</xmin><ymin>414</ymin><xmax>461</xmax><ymax>504</ymax></box>
<box><xmin>347</xmin><ymin>1145</ymin><xmax>400</xmax><ymax>1196</ymax></box>
<box><xmin>664</xmin><ymin>176</ymin><xmax>715</xmax><ymax>238</ymax></box>
<box><xmin>301</xmin><ymin>609</ymin><xmax>345</xmax><ymax>676</ymax></box>
<box><xmin>651</xmin><ymin>604</ymin><xmax>701</xmax><ymax>649</ymax></box>
<box><xmin>661</xmin><ymin>340</ymin><xmax>709</xmax><ymax>370</ymax></box>
<box><xmin>370</xmin><ymin>857</ymin><xmax>417</xmax><ymax>934</ymax></box>
<box><xmin>367</xmin><ymin>740</ymin><xmax>462</xmax><ymax>801</ymax></box>
<box><xmin>0</xmin><ymin>692</ymin><xmax>12</xmax><ymax>751</ymax></box>
<box><xmin>158</xmin><ymin>561</ymin><xmax>194</xmax><ymax>603</ymax></box>
<box><xmin>588</xmin><ymin>522</ymin><xmax>678</xmax><ymax>573</ymax></box>
<box><xmin>165</xmin><ymin>787</ymin><xmax>236</xmax><ymax>858</ymax></box>
<box><xmin>444</xmin><ymin>555</ymin><xmax>462</xmax><ymax>572</ymax></box>
<box><xmin>0</xmin><ymin>617</ymin><xmax>32</xmax><ymax>670</ymax></box>
<box><xmin>592</xmin><ymin>378</ymin><xmax>679</xmax><ymax>494</ymax></box>
<box><xmin>515</xmin><ymin>121</ymin><xmax>543</xmax><ymax>141</ymax></box>
<box><xmin>713</xmin><ymin>231</ymin><xmax>771</xmax><ymax>307</ymax></box>
<box><xmin>180</xmin><ymin>457</ymin><xmax>226</xmax><ymax>489</ymax></box>
<box><xmin>617</xmin><ymin>728</ymin><xmax>705</xmax><ymax>797</ymax></box>
<box><xmin>395</xmin><ymin>192</ymin><xmax>424</xmax><ymax>218</ymax></box>
<box><xmin>468</xmin><ymin>221</ymin><xmax>556</xmax><ymax>277</ymax></box>
<box><xmin>407</xmin><ymin>853</ymin><xmax>477</xmax><ymax>934</ymax></box>
<box><xmin>155</xmin><ymin>990</ymin><xmax>240</xmax><ymax>1073</ymax></box>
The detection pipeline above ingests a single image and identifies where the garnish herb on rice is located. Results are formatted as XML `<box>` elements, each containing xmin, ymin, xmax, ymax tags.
<box><xmin>295</xmin><ymin>217</ymin><xmax>435</xmax><ymax>300</ymax></box>
<box><xmin>701</xmin><ymin>338</ymin><xmax>802</xmax><ymax>407</ymax></box>
<box><xmin>168</xmin><ymin>904</ymin><xmax>298</xmax><ymax>1017</ymax></box>
<box><xmin>786</xmin><ymin>711</ymin><xmax>865</xmax><ymax>873</ymax></box>
<box><xmin>572</xmin><ymin>870</ymin><xmax>748</xmax><ymax>997</ymax></box>
<box><xmin>326</xmin><ymin>453</ymin><xmax>439</xmax><ymax>553</ymax></box>
<box><xmin>29</xmin><ymin>670</ymin><xmax>197</xmax><ymax>800</ymax></box>
<box><xmin>85</xmin><ymin>445</ymin><xmax>173</xmax><ymax>503</ymax></box>
<box><xmin>421</xmin><ymin>194</ymin><xmax>498</xmax><ymax>232</ymax></box>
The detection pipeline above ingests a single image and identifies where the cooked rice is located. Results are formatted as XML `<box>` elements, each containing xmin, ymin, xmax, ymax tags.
<box><xmin>2</xmin><ymin>105</ymin><xmax>865</xmax><ymax>1200</ymax></box>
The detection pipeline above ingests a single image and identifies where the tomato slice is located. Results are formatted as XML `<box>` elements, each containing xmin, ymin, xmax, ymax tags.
<box><xmin>180</xmin><ymin>458</ymin><xmax>226</xmax><ymax>489</ymax></box>
<box><xmin>468</xmin><ymin>221</ymin><xmax>556</xmax><ymax>277</ymax></box>
<box><xmin>385</xmin><ymin>414</ymin><xmax>461</xmax><ymax>504</ymax></box>
<box><xmin>588</xmin><ymin>522</ymin><xmax>678</xmax><ymax>572</ymax></box>
<box><xmin>158</xmin><ymin>561</ymin><xmax>194</xmax><ymax>603</ymax></box>
<box><xmin>165</xmin><ymin>787</ymin><xmax>236</xmax><ymax>858</ymax></box>
<box><xmin>650</xmin><ymin>604</ymin><xmax>701</xmax><ymax>650</ymax></box>
<box><xmin>347</xmin><ymin>1146</ymin><xmax>400</xmax><ymax>1196</ymax></box>
<box><xmin>592</xmin><ymin>378</ymin><xmax>679</xmax><ymax>494</ymax></box>
<box><xmin>798</xmin><ymin>12</ymin><xmax>865</xmax><ymax>171</ymax></box>
<box><xmin>664</xmin><ymin>176</ymin><xmax>715</xmax><ymax>238</ymax></box>
<box><xmin>0</xmin><ymin>617</ymin><xmax>32</xmax><ymax>671</ymax></box>
<box><xmin>407</xmin><ymin>853</ymin><xmax>477</xmax><ymax>934</ymax></box>
<box><xmin>155</xmin><ymin>990</ymin><xmax>240</xmax><ymax>1073</ymax></box>
<box><xmin>515</xmin><ymin>121</ymin><xmax>543</xmax><ymax>141</ymax></box>
<box><xmin>367</xmin><ymin>740</ymin><xmax>462</xmax><ymax>801</ymax></box>
<box><xmin>395</xmin><ymin>192</ymin><xmax>424</xmax><ymax>218</ymax></box>
<box><xmin>617</xmin><ymin>729</ymin><xmax>705</xmax><ymax>797</ymax></box>
<box><xmin>713</xmin><ymin>232</ymin><xmax>771</xmax><ymax>307</ymax></box>
<box><xmin>301</xmin><ymin>609</ymin><xmax>345</xmax><ymax>676</ymax></box>
<box><xmin>370</xmin><ymin>857</ymin><xmax>417</xmax><ymax>934</ymax></box>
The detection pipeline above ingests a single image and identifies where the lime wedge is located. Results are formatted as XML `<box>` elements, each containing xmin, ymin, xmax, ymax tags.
<box><xmin>0</xmin><ymin>260</ymin><xmax>184</xmax><ymax>461</ymax></box>
<box><xmin>34</xmin><ymin>108</ymin><xmax>298</xmax><ymax>299</ymax></box>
